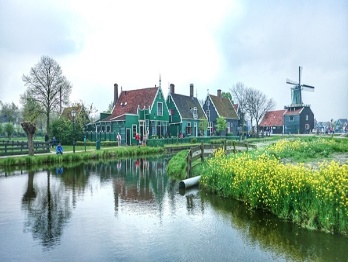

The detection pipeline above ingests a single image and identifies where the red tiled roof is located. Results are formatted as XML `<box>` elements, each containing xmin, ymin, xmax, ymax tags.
<box><xmin>260</xmin><ymin>110</ymin><xmax>286</xmax><ymax>127</ymax></box>
<box><xmin>284</xmin><ymin>107</ymin><xmax>304</xmax><ymax>115</ymax></box>
<box><xmin>105</xmin><ymin>87</ymin><xmax>158</xmax><ymax>121</ymax></box>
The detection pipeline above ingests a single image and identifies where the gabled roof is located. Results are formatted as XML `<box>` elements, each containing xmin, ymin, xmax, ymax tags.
<box><xmin>260</xmin><ymin>109</ymin><xmax>286</xmax><ymax>127</ymax></box>
<box><xmin>209</xmin><ymin>95</ymin><xmax>239</xmax><ymax>119</ymax></box>
<box><xmin>233</xmin><ymin>104</ymin><xmax>239</xmax><ymax>112</ymax></box>
<box><xmin>284</xmin><ymin>107</ymin><xmax>304</xmax><ymax>115</ymax></box>
<box><xmin>169</xmin><ymin>93</ymin><xmax>206</xmax><ymax>119</ymax></box>
<box><xmin>105</xmin><ymin>87</ymin><xmax>158</xmax><ymax>121</ymax></box>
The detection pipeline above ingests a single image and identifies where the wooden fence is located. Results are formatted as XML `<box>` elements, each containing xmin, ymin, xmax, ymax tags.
<box><xmin>186</xmin><ymin>140</ymin><xmax>257</xmax><ymax>178</ymax></box>
<box><xmin>0</xmin><ymin>141</ymin><xmax>50</xmax><ymax>156</ymax></box>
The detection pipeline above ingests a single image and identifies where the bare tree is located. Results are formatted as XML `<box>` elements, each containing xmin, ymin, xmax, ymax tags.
<box><xmin>245</xmin><ymin>88</ymin><xmax>275</xmax><ymax>135</ymax></box>
<box><xmin>22</xmin><ymin>56</ymin><xmax>72</xmax><ymax>134</ymax></box>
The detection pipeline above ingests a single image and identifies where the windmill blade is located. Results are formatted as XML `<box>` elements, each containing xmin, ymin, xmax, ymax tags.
<box><xmin>302</xmin><ymin>84</ymin><xmax>315</xmax><ymax>91</ymax></box>
<box><xmin>286</xmin><ymin>78</ymin><xmax>298</xmax><ymax>85</ymax></box>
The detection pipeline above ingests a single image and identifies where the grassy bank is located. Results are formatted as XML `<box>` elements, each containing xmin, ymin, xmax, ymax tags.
<box><xmin>0</xmin><ymin>146</ymin><xmax>164</xmax><ymax>168</ymax></box>
<box><xmin>200</xmin><ymin>137</ymin><xmax>348</xmax><ymax>235</ymax></box>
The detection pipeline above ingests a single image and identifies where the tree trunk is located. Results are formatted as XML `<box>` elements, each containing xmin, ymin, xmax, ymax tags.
<box><xmin>21</xmin><ymin>121</ymin><xmax>36</xmax><ymax>156</ymax></box>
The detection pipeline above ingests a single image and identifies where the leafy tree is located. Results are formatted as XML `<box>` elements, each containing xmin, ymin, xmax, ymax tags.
<box><xmin>51</xmin><ymin>117</ymin><xmax>84</xmax><ymax>145</ymax></box>
<box><xmin>4</xmin><ymin>122</ymin><xmax>15</xmax><ymax>139</ymax></box>
<box><xmin>0</xmin><ymin>101</ymin><xmax>20</xmax><ymax>124</ymax></box>
<box><xmin>22</xmin><ymin>56</ymin><xmax>72</xmax><ymax>134</ymax></box>
<box><xmin>221</xmin><ymin>92</ymin><xmax>232</xmax><ymax>102</ymax></box>
<box><xmin>104</xmin><ymin>101</ymin><xmax>114</xmax><ymax>113</ymax></box>
<box><xmin>216</xmin><ymin>116</ymin><xmax>227</xmax><ymax>136</ymax></box>
<box><xmin>199</xmin><ymin>118</ymin><xmax>208</xmax><ymax>136</ymax></box>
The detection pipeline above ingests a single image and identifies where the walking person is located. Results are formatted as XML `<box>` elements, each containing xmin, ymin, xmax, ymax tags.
<box><xmin>143</xmin><ymin>131</ymin><xmax>148</xmax><ymax>146</ymax></box>
<box><xmin>135</xmin><ymin>133</ymin><xmax>140</xmax><ymax>146</ymax></box>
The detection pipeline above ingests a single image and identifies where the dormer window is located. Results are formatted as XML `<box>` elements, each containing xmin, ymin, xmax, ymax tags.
<box><xmin>193</xmin><ymin>107</ymin><xmax>198</xmax><ymax>119</ymax></box>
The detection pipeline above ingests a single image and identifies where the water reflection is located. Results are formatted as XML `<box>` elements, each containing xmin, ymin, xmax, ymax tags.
<box><xmin>1</xmin><ymin>156</ymin><xmax>347</xmax><ymax>261</ymax></box>
<box><xmin>21</xmin><ymin>169</ymin><xmax>72</xmax><ymax>250</ymax></box>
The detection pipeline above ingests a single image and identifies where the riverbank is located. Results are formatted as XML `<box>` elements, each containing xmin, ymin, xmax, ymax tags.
<box><xmin>199</xmin><ymin>137</ymin><xmax>348</xmax><ymax>235</ymax></box>
<box><xmin>0</xmin><ymin>146</ymin><xmax>165</xmax><ymax>168</ymax></box>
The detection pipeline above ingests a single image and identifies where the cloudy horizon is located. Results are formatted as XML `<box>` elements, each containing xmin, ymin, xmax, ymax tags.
<box><xmin>1</xmin><ymin>0</ymin><xmax>347</xmax><ymax>122</ymax></box>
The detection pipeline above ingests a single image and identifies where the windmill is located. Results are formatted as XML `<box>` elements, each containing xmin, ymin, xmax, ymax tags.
<box><xmin>286</xmin><ymin>66</ymin><xmax>315</xmax><ymax>106</ymax></box>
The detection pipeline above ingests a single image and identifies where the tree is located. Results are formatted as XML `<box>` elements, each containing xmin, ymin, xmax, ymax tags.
<box><xmin>0</xmin><ymin>101</ymin><xmax>20</xmax><ymax>124</ymax></box>
<box><xmin>216</xmin><ymin>116</ymin><xmax>227</xmax><ymax>136</ymax></box>
<box><xmin>104</xmin><ymin>101</ymin><xmax>114</xmax><ymax>113</ymax></box>
<box><xmin>245</xmin><ymin>88</ymin><xmax>275</xmax><ymax>136</ymax></box>
<box><xmin>22</xmin><ymin>56</ymin><xmax>72</xmax><ymax>134</ymax></box>
<box><xmin>221</xmin><ymin>92</ymin><xmax>232</xmax><ymax>102</ymax></box>
<box><xmin>4</xmin><ymin>122</ymin><xmax>14</xmax><ymax>139</ymax></box>
<box><xmin>21</xmin><ymin>122</ymin><xmax>36</xmax><ymax>155</ymax></box>
<box><xmin>199</xmin><ymin>118</ymin><xmax>208</xmax><ymax>136</ymax></box>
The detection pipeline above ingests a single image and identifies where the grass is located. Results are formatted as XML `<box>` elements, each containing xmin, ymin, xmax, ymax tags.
<box><xmin>0</xmin><ymin>146</ymin><xmax>164</xmax><ymax>168</ymax></box>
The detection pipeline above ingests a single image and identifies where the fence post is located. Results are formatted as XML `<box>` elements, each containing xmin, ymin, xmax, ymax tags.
<box><xmin>200</xmin><ymin>141</ymin><xmax>204</xmax><ymax>163</ymax></box>
<box><xmin>233</xmin><ymin>141</ymin><xmax>236</xmax><ymax>154</ymax></box>
<box><xmin>224</xmin><ymin>139</ymin><xmax>227</xmax><ymax>152</ymax></box>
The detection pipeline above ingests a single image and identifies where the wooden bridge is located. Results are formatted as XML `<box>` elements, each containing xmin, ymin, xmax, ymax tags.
<box><xmin>186</xmin><ymin>140</ymin><xmax>256</xmax><ymax>178</ymax></box>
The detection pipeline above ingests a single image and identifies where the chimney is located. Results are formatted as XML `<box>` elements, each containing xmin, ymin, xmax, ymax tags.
<box><xmin>170</xmin><ymin>83</ymin><xmax>175</xmax><ymax>94</ymax></box>
<box><xmin>114</xmin><ymin>83</ymin><xmax>118</xmax><ymax>106</ymax></box>
<box><xmin>217</xmin><ymin>89</ymin><xmax>222</xmax><ymax>99</ymax></box>
<box><xmin>190</xmin><ymin>83</ymin><xmax>194</xmax><ymax>97</ymax></box>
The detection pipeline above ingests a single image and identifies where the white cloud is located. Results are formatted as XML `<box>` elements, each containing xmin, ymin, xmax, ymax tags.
<box><xmin>0</xmin><ymin>0</ymin><xmax>347</xmax><ymax>121</ymax></box>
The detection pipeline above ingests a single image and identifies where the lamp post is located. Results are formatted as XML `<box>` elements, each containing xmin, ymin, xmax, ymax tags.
<box><xmin>71</xmin><ymin>109</ymin><xmax>76</xmax><ymax>153</ymax></box>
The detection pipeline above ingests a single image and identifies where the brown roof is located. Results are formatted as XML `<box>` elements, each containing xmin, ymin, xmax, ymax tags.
<box><xmin>210</xmin><ymin>95</ymin><xmax>239</xmax><ymax>119</ymax></box>
<box><xmin>260</xmin><ymin>110</ymin><xmax>286</xmax><ymax>127</ymax></box>
<box><xmin>284</xmin><ymin>107</ymin><xmax>304</xmax><ymax>115</ymax></box>
<box><xmin>105</xmin><ymin>87</ymin><xmax>158</xmax><ymax>121</ymax></box>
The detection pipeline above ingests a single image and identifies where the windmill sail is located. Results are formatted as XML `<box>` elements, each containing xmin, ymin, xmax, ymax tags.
<box><xmin>286</xmin><ymin>66</ymin><xmax>315</xmax><ymax>105</ymax></box>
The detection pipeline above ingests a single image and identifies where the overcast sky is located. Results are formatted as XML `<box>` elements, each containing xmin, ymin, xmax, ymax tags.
<box><xmin>1</xmin><ymin>0</ymin><xmax>347</xmax><ymax>121</ymax></box>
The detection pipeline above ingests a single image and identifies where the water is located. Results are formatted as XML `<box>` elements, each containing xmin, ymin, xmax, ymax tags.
<box><xmin>0</xmin><ymin>157</ymin><xmax>347</xmax><ymax>261</ymax></box>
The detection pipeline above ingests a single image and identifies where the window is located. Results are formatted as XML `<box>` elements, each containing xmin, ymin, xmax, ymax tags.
<box><xmin>157</xmin><ymin>102</ymin><xmax>163</xmax><ymax>116</ymax></box>
<box><xmin>186</xmin><ymin>122</ymin><xmax>192</xmax><ymax>135</ymax></box>
<box><xmin>306</xmin><ymin>115</ymin><xmax>309</xmax><ymax>121</ymax></box>
<box><xmin>289</xmin><ymin>116</ymin><xmax>294</xmax><ymax>121</ymax></box>
<box><xmin>132</xmin><ymin>125</ymin><xmax>137</xmax><ymax>138</ymax></box>
<box><xmin>192</xmin><ymin>107</ymin><xmax>198</xmax><ymax>119</ymax></box>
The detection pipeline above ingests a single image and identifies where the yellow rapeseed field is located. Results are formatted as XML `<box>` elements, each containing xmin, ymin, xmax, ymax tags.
<box><xmin>201</xmin><ymin>139</ymin><xmax>348</xmax><ymax>235</ymax></box>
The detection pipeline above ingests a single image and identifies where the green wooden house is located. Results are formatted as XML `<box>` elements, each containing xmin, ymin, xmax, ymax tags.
<box><xmin>166</xmin><ymin>83</ymin><xmax>207</xmax><ymax>137</ymax></box>
<box><xmin>97</xmin><ymin>83</ymin><xmax>169</xmax><ymax>145</ymax></box>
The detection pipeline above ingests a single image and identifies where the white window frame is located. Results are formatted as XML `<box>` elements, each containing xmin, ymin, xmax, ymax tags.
<box><xmin>132</xmin><ymin>124</ymin><xmax>137</xmax><ymax>138</ymax></box>
<box><xmin>157</xmin><ymin>102</ymin><xmax>163</xmax><ymax>116</ymax></box>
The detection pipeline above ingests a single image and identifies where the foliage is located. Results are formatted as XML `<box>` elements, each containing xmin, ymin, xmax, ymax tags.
<box><xmin>216</xmin><ymin>116</ymin><xmax>227</xmax><ymax>134</ymax></box>
<box><xmin>262</xmin><ymin>137</ymin><xmax>348</xmax><ymax>162</ymax></box>
<box><xmin>0</xmin><ymin>101</ymin><xmax>20</xmax><ymax>124</ymax></box>
<box><xmin>0</xmin><ymin>123</ymin><xmax>2</xmax><ymax>135</ymax></box>
<box><xmin>51</xmin><ymin>117</ymin><xmax>84</xmax><ymax>145</ymax></box>
<box><xmin>166</xmin><ymin>150</ymin><xmax>189</xmax><ymax>179</ymax></box>
<box><xmin>22</xmin><ymin>56</ymin><xmax>72</xmax><ymax>134</ymax></box>
<box><xmin>20</xmin><ymin>91</ymin><xmax>43</xmax><ymax>123</ymax></box>
<box><xmin>199</xmin><ymin>118</ymin><xmax>208</xmax><ymax>134</ymax></box>
<box><xmin>4</xmin><ymin>123</ymin><xmax>14</xmax><ymax>139</ymax></box>
<box><xmin>221</xmin><ymin>92</ymin><xmax>232</xmax><ymax>102</ymax></box>
<box><xmin>200</xmin><ymin>138</ymin><xmax>348</xmax><ymax>235</ymax></box>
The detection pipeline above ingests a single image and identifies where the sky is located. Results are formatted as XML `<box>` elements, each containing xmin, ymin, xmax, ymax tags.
<box><xmin>0</xmin><ymin>0</ymin><xmax>347</xmax><ymax>122</ymax></box>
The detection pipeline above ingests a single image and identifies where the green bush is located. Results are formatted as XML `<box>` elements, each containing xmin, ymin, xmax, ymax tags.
<box><xmin>166</xmin><ymin>150</ymin><xmax>189</xmax><ymax>180</ymax></box>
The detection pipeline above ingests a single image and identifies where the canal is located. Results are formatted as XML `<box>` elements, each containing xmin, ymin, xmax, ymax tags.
<box><xmin>0</xmin><ymin>156</ymin><xmax>347</xmax><ymax>261</ymax></box>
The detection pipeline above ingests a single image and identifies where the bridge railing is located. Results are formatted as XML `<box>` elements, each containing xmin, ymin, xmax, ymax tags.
<box><xmin>186</xmin><ymin>140</ymin><xmax>256</xmax><ymax>178</ymax></box>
